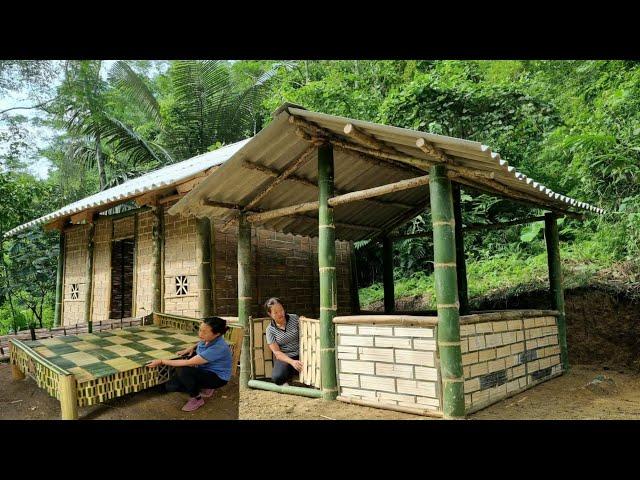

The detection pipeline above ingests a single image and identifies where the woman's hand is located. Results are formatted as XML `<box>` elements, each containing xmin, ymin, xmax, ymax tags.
<box><xmin>291</xmin><ymin>360</ymin><xmax>303</xmax><ymax>372</ymax></box>
<box><xmin>146</xmin><ymin>359</ymin><xmax>163</xmax><ymax>368</ymax></box>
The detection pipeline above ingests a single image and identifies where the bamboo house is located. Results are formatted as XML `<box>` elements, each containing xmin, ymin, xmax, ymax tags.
<box><xmin>6</xmin><ymin>103</ymin><xmax>604</xmax><ymax>419</ymax></box>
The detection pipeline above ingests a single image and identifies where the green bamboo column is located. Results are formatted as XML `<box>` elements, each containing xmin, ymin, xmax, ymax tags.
<box><xmin>382</xmin><ymin>236</ymin><xmax>395</xmax><ymax>314</ymax></box>
<box><xmin>429</xmin><ymin>164</ymin><xmax>465</xmax><ymax>419</ymax></box>
<box><xmin>545</xmin><ymin>212</ymin><xmax>568</xmax><ymax>371</ymax></box>
<box><xmin>151</xmin><ymin>205</ymin><xmax>163</xmax><ymax>314</ymax></box>
<box><xmin>452</xmin><ymin>184</ymin><xmax>469</xmax><ymax>315</ymax></box>
<box><xmin>53</xmin><ymin>231</ymin><xmax>65</xmax><ymax>327</ymax></box>
<box><xmin>237</xmin><ymin>213</ymin><xmax>252</xmax><ymax>388</ymax></box>
<box><xmin>318</xmin><ymin>143</ymin><xmax>338</xmax><ymax>400</ymax></box>
<box><xmin>197</xmin><ymin>217</ymin><xmax>213</xmax><ymax>318</ymax></box>
<box><xmin>84</xmin><ymin>223</ymin><xmax>95</xmax><ymax>332</ymax></box>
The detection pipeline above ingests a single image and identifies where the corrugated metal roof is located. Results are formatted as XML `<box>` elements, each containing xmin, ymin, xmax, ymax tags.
<box><xmin>3</xmin><ymin>139</ymin><xmax>251</xmax><ymax>238</ymax></box>
<box><xmin>169</xmin><ymin>106</ymin><xmax>604</xmax><ymax>242</ymax></box>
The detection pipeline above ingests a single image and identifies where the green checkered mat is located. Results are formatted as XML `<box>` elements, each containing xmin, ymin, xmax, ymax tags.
<box><xmin>21</xmin><ymin>325</ymin><xmax>200</xmax><ymax>382</ymax></box>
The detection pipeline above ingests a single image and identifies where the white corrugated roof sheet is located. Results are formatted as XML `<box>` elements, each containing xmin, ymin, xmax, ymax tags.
<box><xmin>167</xmin><ymin>106</ymin><xmax>604</xmax><ymax>241</ymax></box>
<box><xmin>3</xmin><ymin>139</ymin><xmax>250</xmax><ymax>237</ymax></box>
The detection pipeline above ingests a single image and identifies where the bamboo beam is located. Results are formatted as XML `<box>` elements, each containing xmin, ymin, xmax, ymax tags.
<box><xmin>343</xmin><ymin>123</ymin><xmax>397</xmax><ymax>154</ymax></box>
<box><xmin>463</xmin><ymin>215</ymin><xmax>547</xmax><ymax>231</ymax></box>
<box><xmin>151</xmin><ymin>205</ymin><xmax>163</xmax><ymax>314</ymax></box>
<box><xmin>429</xmin><ymin>164</ymin><xmax>465</xmax><ymax>419</ymax></box>
<box><xmin>318</xmin><ymin>143</ymin><xmax>338</xmax><ymax>401</ymax></box>
<box><xmin>416</xmin><ymin>137</ymin><xmax>451</xmax><ymax>164</ymax></box>
<box><xmin>244</xmin><ymin>144</ymin><xmax>317</xmax><ymax>212</ymax></box>
<box><xmin>71</xmin><ymin>209</ymin><xmax>95</xmax><ymax>225</ymax></box>
<box><xmin>202</xmin><ymin>200</ymin><xmax>243</xmax><ymax>210</ymax></box>
<box><xmin>545</xmin><ymin>213</ymin><xmax>568</xmax><ymax>371</ymax></box>
<box><xmin>382</xmin><ymin>236</ymin><xmax>394</xmax><ymax>314</ymax></box>
<box><xmin>453</xmin><ymin>184</ymin><xmax>469</xmax><ymax>315</ymax></box>
<box><xmin>248</xmin><ymin>379</ymin><xmax>323</xmax><ymax>398</ymax></box>
<box><xmin>337</xmin><ymin>395</ymin><xmax>444</xmax><ymax>418</ymax></box>
<box><xmin>237</xmin><ymin>213</ymin><xmax>252</xmax><ymax>388</ymax></box>
<box><xmin>242</xmin><ymin>159</ymin><xmax>415</xmax><ymax>210</ymax></box>
<box><xmin>84</xmin><ymin>223</ymin><xmax>95</xmax><ymax>330</ymax></box>
<box><xmin>197</xmin><ymin>217</ymin><xmax>213</xmax><ymax>318</ymax></box>
<box><xmin>158</xmin><ymin>193</ymin><xmax>185</xmax><ymax>205</ymax></box>
<box><xmin>53</xmin><ymin>232</ymin><xmax>65</xmax><ymax>327</ymax></box>
<box><xmin>245</xmin><ymin>175</ymin><xmax>430</xmax><ymax>225</ymax></box>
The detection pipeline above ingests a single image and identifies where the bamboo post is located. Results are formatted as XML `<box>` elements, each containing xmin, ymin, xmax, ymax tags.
<box><xmin>84</xmin><ymin>223</ymin><xmax>95</xmax><ymax>328</ymax></box>
<box><xmin>53</xmin><ymin>231</ymin><xmax>65</xmax><ymax>327</ymax></box>
<box><xmin>349</xmin><ymin>242</ymin><xmax>360</xmax><ymax>314</ymax></box>
<box><xmin>197</xmin><ymin>217</ymin><xmax>213</xmax><ymax>318</ymax></box>
<box><xmin>452</xmin><ymin>184</ymin><xmax>469</xmax><ymax>315</ymax></box>
<box><xmin>11</xmin><ymin>364</ymin><xmax>25</xmax><ymax>380</ymax></box>
<box><xmin>545</xmin><ymin>212</ymin><xmax>568</xmax><ymax>370</ymax></box>
<box><xmin>318</xmin><ymin>143</ymin><xmax>338</xmax><ymax>400</ymax></box>
<box><xmin>429</xmin><ymin>164</ymin><xmax>465</xmax><ymax>419</ymax></box>
<box><xmin>59</xmin><ymin>374</ymin><xmax>78</xmax><ymax>420</ymax></box>
<box><xmin>152</xmin><ymin>205</ymin><xmax>163</xmax><ymax>314</ymax></box>
<box><xmin>237</xmin><ymin>213</ymin><xmax>252</xmax><ymax>388</ymax></box>
<box><xmin>382</xmin><ymin>236</ymin><xmax>395</xmax><ymax>314</ymax></box>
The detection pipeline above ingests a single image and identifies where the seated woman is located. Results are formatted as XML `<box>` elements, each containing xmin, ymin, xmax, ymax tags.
<box><xmin>146</xmin><ymin>316</ymin><xmax>232</xmax><ymax>412</ymax></box>
<box><xmin>264</xmin><ymin>297</ymin><xmax>303</xmax><ymax>386</ymax></box>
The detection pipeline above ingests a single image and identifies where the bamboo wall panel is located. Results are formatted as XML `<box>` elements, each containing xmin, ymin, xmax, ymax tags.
<box><xmin>335</xmin><ymin>321</ymin><xmax>441</xmax><ymax>414</ymax></box>
<box><xmin>299</xmin><ymin>316</ymin><xmax>321</xmax><ymax>388</ymax></box>
<box><xmin>134</xmin><ymin>209</ymin><xmax>155</xmax><ymax>317</ymax></box>
<box><xmin>461</xmin><ymin>315</ymin><xmax>562</xmax><ymax>413</ymax></box>
<box><xmin>249</xmin><ymin>317</ymin><xmax>274</xmax><ymax>379</ymax></box>
<box><xmin>62</xmin><ymin>225</ymin><xmax>91</xmax><ymax>325</ymax></box>
<box><xmin>91</xmin><ymin>219</ymin><xmax>112</xmax><ymax>321</ymax></box>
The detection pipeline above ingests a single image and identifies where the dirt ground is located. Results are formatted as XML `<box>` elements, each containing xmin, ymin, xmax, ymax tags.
<box><xmin>0</xmin><ymin>363</ymin><xmax>238</xmax><ymax>420</ymax></box>
<box><xmin>240</xmin><ymin>364</ymin><xmax>640</xmax><ymax>420</ymax></box>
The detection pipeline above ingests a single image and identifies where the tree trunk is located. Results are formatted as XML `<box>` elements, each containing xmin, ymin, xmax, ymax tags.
<box><xmin>95</xmin><ymin>134</ymin><xmax>107</xmax><ymax>191</ymax></box>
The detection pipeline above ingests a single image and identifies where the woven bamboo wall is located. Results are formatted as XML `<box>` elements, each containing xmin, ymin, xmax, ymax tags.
<box><xmin>461</xmin><ymin>315</ymin><xmax>562</xmax><ymax>413</ymax></box>
<box><xmin>163</xmin><ymin>211</ymin><xmax>200</xmax><ymax>318</ymax></box>
<box><xmin>299</xmin><ymin>316</ymin><xmax>321</xmax><ymax>388</ymax></box>
<box><xmin>91</xmin><ymin>218</ymin><xmax>112</xmax><ymax>321</ymax></box>
<box><xmin>335</xmin><ymin>323</ymin><xmax>441</xmax><ymax>413</ymax></box>
<box><xmin>134</xmin><ymin>209</ymin><xmax>155</xmax><ymax>317</ymax></box>
<box><xmin>62</xmin><ymin>225</ymin><xmax>91</xmax><ymax>325</ymax></box>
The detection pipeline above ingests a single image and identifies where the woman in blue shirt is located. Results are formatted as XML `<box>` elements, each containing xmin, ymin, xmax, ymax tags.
<box><xmin>147</xmin><ymin>316</ymin><xmax>232</xmax><ymax>412</ymax></box>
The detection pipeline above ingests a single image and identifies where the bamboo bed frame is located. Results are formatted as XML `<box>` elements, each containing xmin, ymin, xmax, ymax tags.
<box><xmin>9</xmin><ymin>312</ymin><xmax>243</xmax><ymax>420</ymax></box>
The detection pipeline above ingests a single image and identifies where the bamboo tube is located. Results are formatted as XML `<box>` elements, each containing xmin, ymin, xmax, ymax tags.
<box><xmin>318</xmin><ymin>143</ymin><xmax>338</xmax><ymax>400</ymax></box>
<box><xmin>463</xmin><ymin>215</ymin><xmax>547</xmax><ymax>232</ymax></box>
<box><xmin>336</xmin><ymin>395</ymin><xmax>444</xmax><ymax>418</ymax></box>
<box><xmin>545</xmin><ymin>213</ymin><xmax>568</xmax><ymax>370</ymax></box>
<box><xmin>452</xmin><ymin>184</ymin><xmax>469</xmax><ymax>315</ymax></box>
<box><xmin>248</xmin><ymin>380</ymin><xmax>323</xmax><ymax>398</ymax></box>
<box><xmin>237</xmin><ymin>214</ymin><xmax>252</xmax><ymax>388</ymax></box>
<box><xmin>382</xmin><ymin>236</ymin><xmax>395</xmax><ymax>314</ymax></box>
<box><xmin>333</xmin><ymin>315</ymin><xmax>438</xmax><ymax>326</ymax></box>
<box><xmin>152</xmin><ymin>205</ymin><xmax>163</xmax><ymax>314</ymax></box>
<box><xmin>429</xmin><ymin>164</ymin><xmax>465</xmax><ymax>419</ymax></box>
<box><xmin>197</xmin><ymin>217</ymin><xmax>213</xmax><ymax>318</ymax></box>
<box><xmin>59</xmin><ymin>374</ymin><xmax>78</xmax><ymax>420</ymax></box>
<box><xmin>343</xmin><ymin>123</ymin><xmax>396</xmax><ymax>154</ymax></box>
<box><xmin>53</xmin><ymin>232</ymin><xmax>65</xmax><ymax>327</ymax></box>
<box><xmin>84</xmin><ymin>223</ymin><xmax>95</xmax><ymax>326</ymax></box>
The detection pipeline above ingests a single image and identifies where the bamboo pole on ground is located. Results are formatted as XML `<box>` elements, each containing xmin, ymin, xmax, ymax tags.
<box><xmin>152</xmin><ymin>205</ymin><xmax>163</xmax><ymax>314</ymax></box>
<box><xmin>237</xmin><ymin>213</ymin><xmax>252</xmax><ymax>388</ymax></box>
<box><xmin>84</xmin><ymin>223</ymin><xmax>95</xmax><ymax>332</ymax></box>
<box><xmin>59</xmin><ymin>374</ymin><xmax>78</xmax><ymax>420</ymax></box>
<box><xmin>53</xmin><ymin>232</ymin><xmax>65</xmax><ymax>327</ymax></box>
<box><xmin>248</xmin><ymin>379</ymin><xmax>323</xmax><ymax>398</ymax></box>
<box><xmin>452</xmin><ymin>184</ymin><xmax>469</xmax><ymax>315</ymax></box>
<box><xmin>318</xmin><ymin>143</ymin><xmax>338</xmax><ymax>400</ymax></box>
<box><xmin>197</xmin><ymin>217</ymin><xmax>213</xmax><ymax>318</ymax></box>
<box><xmin>382</xmin><ymin>236</ymin><xmax>395</xmax><ymax>314</ymax></box>
<box><xmin>545</xmin><ymin>212</ymin><xmax>568</xmax><ymax>371</ymax></box>
<box><xmin>429</xmin><ymin>164</ymin><xmax>465</xmax><ymax>419</ymax></box>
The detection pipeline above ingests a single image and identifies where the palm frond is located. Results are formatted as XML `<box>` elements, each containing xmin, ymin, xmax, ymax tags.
<box><xmin>108</xmin><ymin>60</ymin><xmax>162</xmax><ymax>125</ymax></box>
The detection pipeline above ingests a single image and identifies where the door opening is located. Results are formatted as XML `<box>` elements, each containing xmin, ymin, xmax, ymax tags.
<box><xmin>110</xmin><ymin>238</ymin><xmax>135</xmax><ymax>319</ymax></box>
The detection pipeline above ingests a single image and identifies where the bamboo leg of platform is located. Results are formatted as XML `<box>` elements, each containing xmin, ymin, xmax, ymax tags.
<box><xmin>59</xmin><ymin>374</ymin><xmax>78</xmax><ymax>420</ymax></box>
<box><xmin>11</xmin><ymin>364</ymin><xmax>25</xmax><ymax>380</ymax></box>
